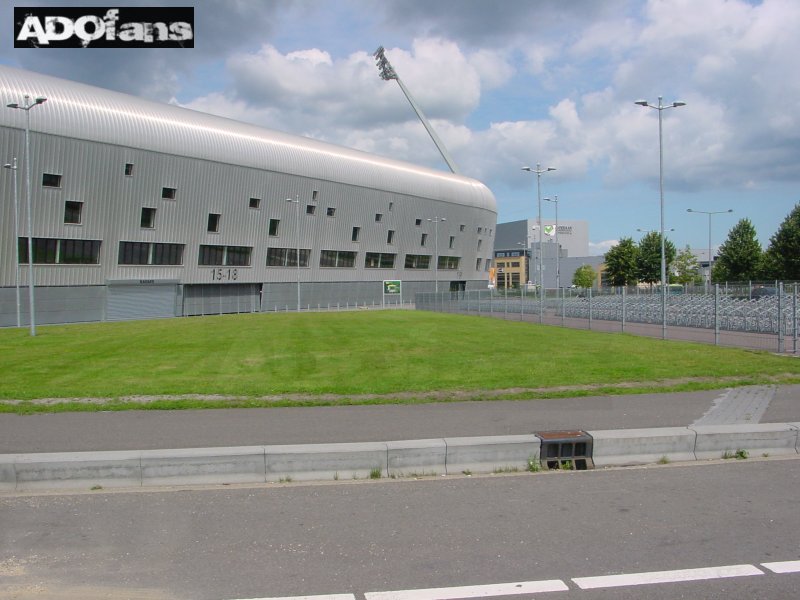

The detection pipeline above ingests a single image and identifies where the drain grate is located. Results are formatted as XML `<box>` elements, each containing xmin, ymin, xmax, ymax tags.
<box><xmin>535</xmin><ymin>430</ymin><xmax>594</xmax><ymax>470</ymax></box>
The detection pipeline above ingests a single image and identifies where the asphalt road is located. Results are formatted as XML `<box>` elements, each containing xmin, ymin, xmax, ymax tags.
<box><xmin>2</xmin><ymin>385</ymin><xmax>799</xmax><ymax>453</ymax></box>
<box><xmin>1</xmin><ymin>458</ymin><xmax>798</xmax><ymax>599</ymax></box>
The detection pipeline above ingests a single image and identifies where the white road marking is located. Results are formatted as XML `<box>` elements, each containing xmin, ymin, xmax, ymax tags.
<box><xmin>233</xmin><ymin>595</ymin><xmax>356</xmax><ymax>600</ymax></box>
<box><xmin>573</xmin><ymin>564</ymin><xmax>764</xmax><ymax>589</ymax></box>
<box><xmin>364</xmin><ymin>580</ymin><xmax>568</xmax><ymax>600</ymax></box>
<box><xmin>762</xmin><ymin>560</ymin><xmax>800</xmax><ymax>574</ymax></box>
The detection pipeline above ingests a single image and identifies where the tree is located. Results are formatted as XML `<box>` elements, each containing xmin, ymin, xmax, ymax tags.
<box><xmin>712</xmin><ymin>218</ymin><xmax>763</xmax><ymax>282</ymax></box>
<box><xmin>673</xmin><ymin>245</ymin><xmax>702</xmax><ymax>285</ymax></box>
<box><xmin>763</xmin><ymin>203</ymin><xmax>800</xmax><ymax>280</ymax></box>
<box><xmin>604</xmin><ymin>237</ymin><xmax>639</xmax><ymax>286</ymax></box>
<box><xmin>636</xmin><ymin>231</ymin><xmax>676</xmax><ymax>285</ymax></box>
<box><xmin>572</xmin><ymin>264</ymin><xmax>596</xmax><ymax>289</ymax></box>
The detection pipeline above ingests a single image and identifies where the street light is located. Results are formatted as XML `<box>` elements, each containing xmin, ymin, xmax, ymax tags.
<box><xmin>286</xmin><ymin>196</ymin><xmax>301</xmax><ymax>311</ymax></box>
<box><xmin>427</xmin><ymin>217</ymin><xmax>446</xmax><ymax>293</ymax></box>
<box><xmin>543</xmin><ymin>195</ymin><xmax>560</xmax><ymax>290</ymax></box>
<box><xmin>3</xmin><ymin>158</ymin><xmax>20</xmax><ymax>327</ymax></box>
<box><xmin>687</xmin><ymin>208</ymin><xmax>733</xmax><ymax>290</ymax></box>
<box><xmin>6</xmin><ymin>94</ymin><xmax>47</xmax><ymax>336</ymax></box>
<box><xmin>522</xmin><ymin>163</ymin><xmax>556</xmax><ymax>323</ymax></box>
<box><xmin>635</xmin><ymin>96</ymin><xmax>685</xmax><ymax>339</ymax></box>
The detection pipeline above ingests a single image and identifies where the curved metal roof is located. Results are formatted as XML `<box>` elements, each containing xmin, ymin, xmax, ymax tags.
<box><xmin>0</xmin><ymin>65</ymin><xmax>496</xmax><ymax>212</ymax></box>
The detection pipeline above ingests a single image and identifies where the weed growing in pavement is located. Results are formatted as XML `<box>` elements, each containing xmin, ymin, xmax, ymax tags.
<box><xmin>658</xmin><ymin>455</ymin><xmax>671</xmax><ymax>465</ymax></box>
<box><xmin>722</xmin><ymin>449</ymin><xmax>749</xmax><ymax>460</ymax></box>
<box><xmin>527</xmin><ymin>455</ymin><xmax>541</xmax><ymax>472</ymax></box>
<box><xmin>369</xmin><ymin>467</ymin><xmax>382</xmax><ymax>479</ymax></box>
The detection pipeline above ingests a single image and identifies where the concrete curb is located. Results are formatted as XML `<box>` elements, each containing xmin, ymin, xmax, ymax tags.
<box><xmin>1</xmin><ymin>425</ymin><xmax>798</xmax><ymax>491</ymax></box>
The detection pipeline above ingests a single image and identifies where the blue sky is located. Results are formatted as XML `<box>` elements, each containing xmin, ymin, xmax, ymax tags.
<box><xmin>3</xmin><ymin>0</ymin><xmax>799</xmax><ymax>255</ymax></box>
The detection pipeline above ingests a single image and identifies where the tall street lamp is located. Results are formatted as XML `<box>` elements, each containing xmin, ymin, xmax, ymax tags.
<box><xmin>522</xmin><ymin>163</ymin><xmax>556</xmax><ymax>323</ymax></box>
<box><xmin>635</xmin><ymin>96</ymin><xmax>685</xmax><ymax>339</ymax></box>
<box><xmin>7</xmin><ymin>94</ymin><xmax>47</xmax><ymax>336</ymax></box>
<box><xmin>286</xmin><ymin>196</ymin><xmax>301</xmax><ymax>311</ymax></box>
<box><xmin>427</xmin><ymin>217</ymin><xmax>446</xmax><ymax>293</ymax></box>
<box><xmin>687</xmin><ymin>208</ymin><xmax>733</xmax><ymax>290</ymax></box>
<box><xmin>543</xmin><ymin>195</ymin><xmax>560</xmax><ymax>290</ymax></box>
<box><xmin>3</xmin><ymin>158</ymin><xmax>20</xmax><ymax>327</ymax></box>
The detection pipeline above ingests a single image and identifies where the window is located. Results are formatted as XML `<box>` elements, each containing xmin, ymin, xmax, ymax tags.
<box><xmin>460</xmin><ymin>224</ymin><xmax>465</xmax><ymax>232</ymax></box>
<box><xmin>312</xmin><ymin>190</ymin><xmax>319</xmax><ymax>200</ymax></box>
<box><xmin>319</xmin><ymin>250</ymin><xmax>356</xmax><ymax>268</ymax></box>
<box><xmin>225</xmin><ymin>246</ymin><xmax>252</xmax><ymax>266</ymax></box>
<box><xmin>449</xmin><ymin>236</ymin><xmax>455</xmax><ymax>249</ymax></box>
<box><xmin>326</xmin><ymin>207</ymin><xmax>336</xmax><ymax>217</ymax></box>
<box><xmin>387</xmin><ymin>230</ymin><xmax>395</xmax><ymax>244</ymax></box>
<box><xmin>64</xmin><ymin>201</ymin><xmax>82</xmax><ymax>225</ymax></box>
<box><xmin>42</xmin><ymin>173</ymin><xmax>62</xmax><ymax>188</ymax></box>
<box><xmin>511</xmin><ymin>261</ymin><xmax>520</xmax><ymax>268</ymax></box>
<box><xmin>162</xmin><ymin>187</ymin><xmax>176</xmax><ymax>200</ymax></box>
<box><xmin>477</xmin><ymin>239</ymin><xmax>483</xmax><ymax>250</ymax></box>
<box><xmin>151</xmin><ymin>243</ymin><xmax>184</xmax><ymax>265</ymax></box>
<box><xmin>421</xmin><ymin>233</ymin><xmax>428</xmax><ymax>246</ymax></box>
<box><xmin>437</xmin><ymin>256</ymin><xmax>460</xmax><ymax>270</ymax></box>
<box><xmin>119</xmin><ymin>241</ymin><xmax>150</xmax><ymax>265</ymax></box>
<box><xmin>267</xmin><ymin>247</ymin><xmax>310</xmax><ymax>267</ymax></box>
<box><xmin>476</xmin><ymin>257</ymin><xmax>483</xmax><ymax>270</ymax></box>
<box><xmin>375</xmin><ymin>213</ymin><xmax>383</xmax><ymax>222</ymax></box>
<box><xmin>389</xmin><ymin>202</ymin><xmax>394</xmax><ymax>211</ymax></box>
<box><xmin>140</xmin><ymin>207</ymin><xmax>156</xmax><ymax>229</ymax></box>
<box><xmin>352</xmin><ymin>226</ymin><xmax>361</xmax><ymax>242</ymax></box>
<box><xmin>477</xmin><ymin>227</ymin><xmax>482</xmax><ymax>234</ymax></box>
<box><xmin>306</xmin><ymin>204</ymin><xmax>316</xmax><ymax>215</ymax></box>
<box><xmin>207</xmin><ymin>213</ymin><xmax>221</xmax><ymax>233</ymax></box>
<box><xmin>268</xmin><ymin>218</ymin><xmax>280</xmax><ymax>236</ymax></box>
<box><xmin>124</xmin><ymin>163</ymin><xmax>134</xmax><ymax>176</ymax></box>
<box><xmin>404</xmin><ymin>254</ymin><xmax>430</xmax><ymax>269</ymax></box>
<box><xmin>415</xmin><ymin>218</ymin><xmax>422</xmax><ymax>226</ymax></box>
<box><xmin>19</xmin><ymin>237</ymin><xmax>100</xmax><ymax>265</ymax></box>
<box><xmin>249</xmin><ymin>197</ymin><xmax>261</xmax><ymax>209</ymax></box>
<box><xmin>365</xmin><ymin>252</ymin><xmax>396</xmax><ymax>268</ymax></box>
<box><xmin>199</xmin><ymin>244</ymin><xmax>224</xmax><ymax>266</ymax></box>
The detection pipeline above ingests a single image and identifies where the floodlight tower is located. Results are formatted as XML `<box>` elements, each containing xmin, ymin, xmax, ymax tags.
<box><xmin>374</xmin><ymin>46</ymin><xmax>460</xmax><ymax>174</ymax></box>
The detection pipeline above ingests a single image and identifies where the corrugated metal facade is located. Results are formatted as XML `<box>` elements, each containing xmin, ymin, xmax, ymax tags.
<box><xmin>0</xmin><ymin>66</ymin><xmax>496</xmax><ymax>324</ymax></box>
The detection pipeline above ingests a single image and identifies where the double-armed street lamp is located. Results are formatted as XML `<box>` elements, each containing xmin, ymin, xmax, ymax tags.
<box><xmin>686</xmin><ymin>208</ymin><xmax>733</xmax><ymax>289</ymax></box>
<box><xmin>6</xmin><ymin>94</ymin><xmax>47</xmax><ymax>336</ymax></box>
<box><xmin>635</xmin><ymin>96</ymin><xmax>685</xmax><ymax>339</ymax></box>
<box><xmin>522</xmin><ymin>163</ymin><xmax>556</xmax><ymax>323</ymax></box>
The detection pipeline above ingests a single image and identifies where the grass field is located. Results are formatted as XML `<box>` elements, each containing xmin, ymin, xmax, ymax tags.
<box><xmin>1</xmin><ymin>310</ymin><xmax>798</xmax><ymax>412</ymax></box>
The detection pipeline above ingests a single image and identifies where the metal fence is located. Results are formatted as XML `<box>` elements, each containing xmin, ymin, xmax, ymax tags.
<box><xmin>416</xmin><ymin>283</ymin><xmax>800</xmax><ymax>354</ymax></box>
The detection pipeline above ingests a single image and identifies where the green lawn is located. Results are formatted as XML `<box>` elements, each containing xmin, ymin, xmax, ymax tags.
<box><xmin>0</xmin><ymin>311</ymin><xmax>797</xmax><ymax>411</ymax></box>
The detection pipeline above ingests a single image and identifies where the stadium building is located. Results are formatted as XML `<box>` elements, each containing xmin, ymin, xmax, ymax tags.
<box><xmin>0</xmin><ymin>66</ymin><xmax>496</xmax><ymax>326</ymax></box>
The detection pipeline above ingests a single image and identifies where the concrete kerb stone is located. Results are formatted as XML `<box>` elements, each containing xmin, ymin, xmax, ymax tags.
<box><xmin>792</xmin><ymin>424</ymin><xmax>800</xmax><ymax>453</ymax></box>
<box><xmin>264</xmin><ymin>442</ymin><xmax>388</xmax><ymax>482</ymax></box>
<box><xmin>140</xmin><ymin>446</ymin><xmax>267</xmax><ymax>487</ymax></box>
<box><xmin>589</xmin><ymin>427</ymin><xmax>697</xmax><ymax>467</ymax></box>
<box><xmin>690</xmin><ymin>423</ymin><xmax>800</xmax><ymax>460</ymax></box>
<box><xmin>387</xmin><ymin>439</ymin><xmax>447</xmax><ymax>478</ymax></box>
<box><xmin>7</xmin><ymin>450</ymin><xmax>143</xmax><ymax>491</ymax></box>
<box><xmin>443</xmin><ymin>435</ymin><xmax>540</xmax><ymax>475</ymax></box>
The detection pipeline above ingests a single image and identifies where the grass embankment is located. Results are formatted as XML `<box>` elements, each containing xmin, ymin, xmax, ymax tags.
<box><xmin>0</xmin><ymin>311</ymin><xmax>797</xmax><ymax>413</ymax></box>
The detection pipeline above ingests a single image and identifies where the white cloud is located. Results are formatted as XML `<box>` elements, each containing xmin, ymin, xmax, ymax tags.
<box><xmin>589</xmin><ymin>240</ymin><xmax>618</xmax><ymax>256</ymax></box>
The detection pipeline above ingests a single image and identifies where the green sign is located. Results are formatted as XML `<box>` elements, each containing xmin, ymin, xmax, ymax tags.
<box><xmin>383</xmin><ymin>280</ymin><xmax>401</xmax><ymax>295</ymax></box>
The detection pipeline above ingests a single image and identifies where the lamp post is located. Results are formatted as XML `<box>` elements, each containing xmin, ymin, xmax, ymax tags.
<box><xmin>687</xmin><ymin>208</ymin><xmax>733</xmax><ymax>291</ymax></box>
<box><xmin>522</xmin><ymin>163</ymin><xmax>556</xmax><ymax>323</ymax></box>
<box><xmin>543</xmin><ymin>195</ymin><xmax>560</xmax><ymax>290</ymax></box>
<box><xmin>286</xmin><ymin>196</ymin><xmax>300</xmax><ymax>311</ymax></box>
<box><xmin>3</xmin><ymin>158</ymin><xmax>20</xmax><ymax>327</ymax></box>
<box><xmin>635</xmin><ymin>96</ymin><xmax>685</xmax><ymax>339</ymax></box>
<box><xmin>6</xmin><ymin>94</ymin><xmax>47</xmax><ymax>336</ymax></box>
<box><xmin>427</xmin><ymin>217</ymin><xmax>446</xmax><ymax>293</ymax></box>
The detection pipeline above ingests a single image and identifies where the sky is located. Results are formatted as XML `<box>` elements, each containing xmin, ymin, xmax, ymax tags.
<box><xmin>3</xmin><ymin>0</ymin><xmax>799</xmax><ymax>256</ymax></box>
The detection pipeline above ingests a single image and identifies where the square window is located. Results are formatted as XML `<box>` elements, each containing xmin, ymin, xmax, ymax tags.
<box><xmin>415</xmin><ymin>218</ymin><xmax>422</xmax><ymax>226</ymax></box>
<box><xmin>306</xmin><ymin>204</ymin><xmax>316</xmax><ymax>215</ymax></box>
<box><xmin>124</xmin><ymin>163</ymin><xmax>134</xmax><ymax>176</ymax></box>
<box><xmin>375</xmin><ymin>213</ymin><xmax>383</xmax><ymax>222</ymax></box>
<box><xmin>249</xmin><ymin>197</ymin><xmax>261</xmax><ymax>209</ymax></box>
<box><xmin>352</xmin><ymin>226</ymin><xmax>361</xmax><ymax>242</ymax></box>
<box><xmin>269</xmin><ymin>218</ymin><xmax>280</xmax><ymax>236</ymax></box>
<box><xmin>162</xmin><ymin>187</ymin><xmax>176</xmax><ymax>200</ymax></box>
<box><xmin>42</xmin><ymin>173</ymin><xmax>62</xmax><ymax>188</ymax></box>
<box><xmin>64</xmin><ymin>201</ymin><xmax>82</xmax><ymax>224</ymax></box>
<box><xmin>141</xmin><ymin>207</ymin><xmax>156</xmax><ymax>228</ymax></box>
<box><xmin>327</xmin><ymin>207</ymin><xmax>336</xmax><ymax>217</ymax></box>
<box><xmin>207</xmin><ymin>213</ymin><xmax>221</xmax><ymax>233</ymax></box>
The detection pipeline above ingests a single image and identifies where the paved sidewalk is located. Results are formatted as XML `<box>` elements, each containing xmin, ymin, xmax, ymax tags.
<box><xmin>2</xmin><ymin>385</ymin><xmax>798</xmax><ymax>454</ymax></box>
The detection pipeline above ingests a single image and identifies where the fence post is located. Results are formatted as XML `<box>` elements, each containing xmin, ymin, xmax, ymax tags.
<box><xmin>588</xmin><ymin>287</ymin><xmax>593</xmax><ymax>330</ymax></box>
<box><xmin>778</xmin><ymin>282</ymin><xmax>785</xmax><ymax>354</ymax></box>
<box><xmin>714</xmin><ymin>283</ymin><xmax>720</xmax><ymax>346</ymax></box>
<box><xmin>621</xmin><ymin>286</ymin><xmax>627</xmax><ymax>332</ymax></box>
<box><xmin>561</xmin><ymin>287</ymin><xmax>565</xmax><ymax>327</ymax></box>
<box><xmin>793</xmin><ymin>283</ymin><xmax>798</xmax><ymax>354</ymax></box>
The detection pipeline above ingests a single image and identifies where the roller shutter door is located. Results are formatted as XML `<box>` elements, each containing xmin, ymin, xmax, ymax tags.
<box><xmin>106</xmin><ymin>282</ymin><xmax>178</xmax><ymax>321</ymax></box>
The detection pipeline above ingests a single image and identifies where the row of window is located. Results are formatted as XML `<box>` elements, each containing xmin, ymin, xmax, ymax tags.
<box><xmin>17</xmin><ymin>238</ymin><xmax>470</xmax><ymax>271</ymax></box>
